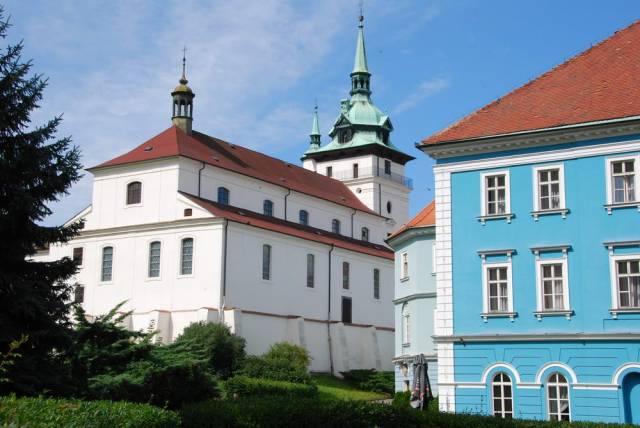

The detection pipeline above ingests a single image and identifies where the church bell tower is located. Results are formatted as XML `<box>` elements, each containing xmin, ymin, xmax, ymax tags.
<box><xmin>171</xmin><ymin>51</ymin><xmax>195</xmax><ymax>134</ymax></box>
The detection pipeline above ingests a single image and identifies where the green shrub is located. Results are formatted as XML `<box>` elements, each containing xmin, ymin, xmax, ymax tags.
<box><xmin>263</xmin><ymin>342</ymin><xmax>311</xmax><ymax>370</ymax></box>
<box><xmin>181</xmin><ymin>397</ymin><xmax>419</xmax><ymax>428</ymax></box>
<box><xmin>238</xmin><ymin>355</ymin><xmax>312</xmax><ymax>384</ymax></box>
<box><xmin>340</xmin><ymin>369</ymin><xmax>394</xmax><ymax>394</ymax></box>
<box><xmin>174</xmin><ymin>321</ymin><xmax>246</xmax><ymax>378</ymax></box>
<box><xmin>0</xmin><ymin>395</ymin><xmax>180</xmax><ymax>427</ymax></box>
<box><xmin>224</xmin><ymin>375</ymin><xmax>317</xmax><ymax>399</ymax></box>
<box><xmin>392</xmin><ymin>391</ymin><xmax>411</xmax><ymax>409</ymax></box>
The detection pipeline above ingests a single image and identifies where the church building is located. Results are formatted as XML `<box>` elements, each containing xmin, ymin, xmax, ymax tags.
<box><xmin>34</xmin><ymin>17</ymin><xmax>413</xmax><ymax>373</ymax></box>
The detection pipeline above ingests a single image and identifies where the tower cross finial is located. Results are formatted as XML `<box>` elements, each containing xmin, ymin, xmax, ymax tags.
<box><xmin>358</xmin><ymin>0</ymin><xmax>364</xmax><ymax>26</ymax></box>
<box><xmin>181</xmin><ymin>46</ymin><xmax>187</xmax><ymax>78</ymax></box>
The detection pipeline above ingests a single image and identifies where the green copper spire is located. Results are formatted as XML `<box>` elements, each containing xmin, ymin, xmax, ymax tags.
<box><xmin>350</xmin><ymin>14</ymin><xmax>371</xmax><ymax>96</ymax></box>
<box><xmin>309</xmin><ymin>104</ymin><xmax>321</xmax><ymax>149</ymax></box>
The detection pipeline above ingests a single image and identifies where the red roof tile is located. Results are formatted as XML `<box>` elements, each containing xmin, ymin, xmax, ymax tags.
<box><xmin>181</xmin><ymin>192</ymin><xmax>393</xmax><ymax>260</ymax></box>
<box><xmin>422</xmin><ymin>20</ymin><xmax>640</xmax><ymax>146</ymax></box>
<box><xmin>387</xmin><ymin>201</ymin><xmax>435</xmax><ymax>240</ymax></box>
<box><xmin>91</xmin><ymin>126</ymin><xmax>380</xmax><ymax>216</ymax></box>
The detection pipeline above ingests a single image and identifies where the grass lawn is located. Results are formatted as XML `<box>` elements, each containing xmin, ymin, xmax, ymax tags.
<box><xmin>312</xmin><ymin>374</ymin><xmax>389</xmax><ymax>401</ymax></box>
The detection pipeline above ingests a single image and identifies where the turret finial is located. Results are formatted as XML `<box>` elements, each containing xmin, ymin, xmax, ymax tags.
<box><xmin>180</xmin><ymin>46</ymin><xmax>188</xmax><ymax>84</ymax></box>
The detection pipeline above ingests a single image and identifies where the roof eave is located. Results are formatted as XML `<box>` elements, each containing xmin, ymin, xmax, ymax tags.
<box><xmin>386</xmin><ymin>224</ymin><xmax>435</xmax><ymax>248</ymax></box>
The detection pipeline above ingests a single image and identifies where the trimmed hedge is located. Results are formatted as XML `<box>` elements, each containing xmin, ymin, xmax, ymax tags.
<box><xmin>0</xmin><ymin>395</ymin><xmax>180</xmax><ymax>427</ymax></box>
<box><xmin>418</xmin><ymin>412</ymin><xmax>633</xmax><ymax>427</ymax></box>
<box><xmin>340</xmin><ymin>369</ymin><xmax>394</xmax><ymax>394</ymax></box>
<box><xmin>224</xmin><ymin>375</ymin><xmax>317</xmax><ymax>398</ymax></box>
<box><xmin>181</xmin><ymin>397</ymin><xmax>419</xmax><ymax>428</ymax></box>
<box><xmin>238</xmin><ymin>355</ymin><xmax>312</xmax><ymax>384</ymax></box>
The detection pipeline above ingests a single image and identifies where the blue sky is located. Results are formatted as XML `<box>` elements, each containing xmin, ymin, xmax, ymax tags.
<box><xmin>5</xmin><ymin>0</ymin><xmax>640</xmax><ymax>225</ymax></box>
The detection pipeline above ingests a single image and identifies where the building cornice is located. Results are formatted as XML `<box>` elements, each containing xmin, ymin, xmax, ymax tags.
<box><xmin>393</xmin><ymin>292</ymin><xmax>437</xmax><ymax>304</ymax></box>
<box><xmin>433</xmin><ymin>332</ymin><xmax>640</xmax><ymax>343</ymax></box>
<box><xmin>75</xmin><ymin>217</ymin><xmax>223</xmax><ymax>239</ymax></box>
<box><xmin>385</xmin><ymin>225</ymin><xmax>435</xmax><ymax>248</ymax></box>
<box><xmin>420</xmin><ymin>116</ymin><xmax>640</xmax><ymax>160</ymax></box>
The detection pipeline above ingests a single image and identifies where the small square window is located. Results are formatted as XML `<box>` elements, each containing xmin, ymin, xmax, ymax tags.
<box><xmin>72</xmin><ymin>247</ymin><xmax>84</xmax><ymax>266</ymax></box>
<box><xmin>184</xmin><ymin>208</ymin><xmax>193</xmax><ymax>217</ymax></box>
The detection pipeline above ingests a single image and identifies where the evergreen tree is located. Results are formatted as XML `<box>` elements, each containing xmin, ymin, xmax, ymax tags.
<box><xmin>0</xmin><ymin>6</ymin><xmax>82</xmax><ymax>395</ymax></box>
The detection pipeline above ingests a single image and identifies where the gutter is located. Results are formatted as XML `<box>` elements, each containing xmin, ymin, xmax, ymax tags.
<box><xmin>327</xmin><ymin>244</ymin><xmax>335</xmax><ymax>375</ymax></box>
<box><xmin>197</xmin><ymin>161</ymin><xmax>206</xmax><ymax>197</ymax></box>
<box><xmin>284</xmin><ymin>189</ymin><xmax>292</xmax><ymax>221</ymax></box>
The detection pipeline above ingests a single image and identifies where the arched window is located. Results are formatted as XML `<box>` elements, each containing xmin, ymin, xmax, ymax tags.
<box><xmin>180</xmin><ymin>238</ymin><xmax>194</xmax><ymax>275</ymax></box>
<box><xmin>148</xmin><ymin>241</ymin><xmax>161</xmax><ymax>278</ymax></box>
<box><xmin>547</xmin><ymin>373</ymin><xmax>570</xmax><ymax>421</ymax></box>
<box><xmin>387</xmin><ymin>201</ymin><xmax>392</xmax><ymax>214</ymax></box>
<box><xmin>263</xmin><ymin>199</ymin><xmax>274</xmax><ymax>217</ymax></box>
<box><xmin>332</xmin><ymin>219</ymin><xmax>341</xmax><ymax>234</ymax></box>
<box><xmin>126</xmin><ymin>181</ymin><xmax>142</xmax><ymax>205</ymax></box>
<box><xmin>217</xmin><ymin>187</ymin><xmax>230</xmax><ymax>205</ymax></box>
<box><xmin>101</xmin><ymin>246</ymin><xmax>113</xmax><ymax>282</ymax></box>
<box><xmin>401</xmin><ymin>303</ymin><xmax>410</xmax><ymax>345</ymax></box>
<box><xmin>492</xmin><ymin>372</ymin><xmax>513</xmax><ymax>419</ymax></box>
<box><xmin>262</xmin><ymin>244</ymin><xmax>272</xmax><ymax>280</ymax></box>
<box><xmin>299</xmin><ymin>210</ymin><xmax>309</xmax><ymax>226</ymax></box>
<box><xmin>361</xmin><ymin>227</ymin><xmax>369</xmax><ymax>242</ymax></box>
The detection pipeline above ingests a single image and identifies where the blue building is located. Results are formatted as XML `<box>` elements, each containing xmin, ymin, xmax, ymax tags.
<box><xmin>419</xmin><ymin>21</ymin><xmax>640</xmax><ymax>423</ymax></box>
<box><xmin>386</xmin><ymin>202</ymin><xmax>437</xmax><ymax>395</ymax></box>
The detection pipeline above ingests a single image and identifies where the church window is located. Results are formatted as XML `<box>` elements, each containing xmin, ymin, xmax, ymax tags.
<box><xmin>263</xmin><ymin>200</ymin><xmax>274</xmax><ymax>217</ymax></box>
<box><xmin>387</xmin><ymin>201</ymin><xmax>392</xmax><ymax>214</ymax></box>
<box><xmin>341</xmin><ymin>297</ymin><xmax>352</xmax><ymax>324</ymax></box>
<box><xmin>326</xmin><ymin>166</ymin><xmax>333</xmax><ymax>177</ymax></box>
<box><xmin>332</xmin><ymin>219</ymin><xmax>341</xmax><ymax>234</ymax></box>
<box><xmin>342</xmin><ymin>262</ymin><xmax>350</xmax><ymax>289</ymax></box>
<box><xmin>101</xmin><ymin>246</ymin><xmax>113</xmax><ymax>282</ymax></box>
<box><xmin>353</xmin><ymin>163</ymin><xmax>359</xmax><ymax>179</ymax></box>
<box><xmin>373</xmin><ymin>268</ymin><xmax>380</xmax><ymax>300</ymax></box>
<box><xmin>306</xmin><ymin>254</ymin><xmax>315</xmax><ymax>288</ymax></box>
<box><xmin>361</xmin><ymin>227</ymin><xmax>369</xmax><ymax>242</ymax></box>
<box><xmin>262</xmin><ymin>244</ymin><xmax>272</xmax><ymax>280</ymax></box>
<box><xmin>126</xmin><ymin>181</ymin><xmax>142</xmax><ymax>205</ymax></box>
<box><xmin>299</xmin><ymin>210</ymin><xmax>309</xmax><ymax>226</ymax></box>
<box><xmin>74</xmin><ymin>285</ymin><xmax>85</xmax><ymax>304</ymax></box>
<box><xmin>180</xmin><ymin>238</ymin><xmax>194</xmax><ymax>275</ymax></box>
<box><xmin>492</xmin><ymin>372</ymin><xmax>513</xmax><ymax>419</ymax></box>
<box><xmin>73</xmin><ymin>247</ymin><xmax>84</xmax><ymax>266</ymax></box>
<box><xmin>148</xmin><ymin>241</ymin><xmax>161</xmax><ymax>278</ymax></box>
<box><xmin>384</xmin><ymin>160</ymin><xmax>391</xmax><ymax>175</ymax></box>
<box><xmin>547</xmin><ymin>373</ymin><xmax>570</xmax><ymax>421</ymax></box>
<box><xmin>217</xmin><ymin>187</ymin><xmax>230</xmax><ymax>205</ymax></box>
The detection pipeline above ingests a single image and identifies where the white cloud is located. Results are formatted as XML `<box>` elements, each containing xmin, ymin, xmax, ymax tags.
<box><xmin>392</xmin><ymin>77</ymin><xmax>450</xmax><ymax>114</ymax></box>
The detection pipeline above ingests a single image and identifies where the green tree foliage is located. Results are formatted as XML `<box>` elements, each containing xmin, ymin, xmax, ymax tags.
<box><xmin>264</xmin><ymin>341</ymin><xmax>311</xmax><ymax>370</ymax></box>
<box><xmin>174</xmin><ymin>321</ymin><xmax>246</xmax><ymax>378</ymax></box>
<box><xmin>0</xmin><ymin>6</ymin><xmax>82</xmax><ymax>396</ymax></box>
<box><xmin>238</xmin><ymin>342</ymin><xmax>313</xmax><ymax>384</ymax></box>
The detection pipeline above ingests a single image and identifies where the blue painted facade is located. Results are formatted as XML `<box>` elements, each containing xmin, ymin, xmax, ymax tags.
<box><xmin>387</xmin><ymin>219</ymin><xmax>438</xmax><ymax>395</ymax></box>
<box><xmin>440</xmin><ymin>132</ymin><xmax>640</xmax><ymax>423</ymax></box>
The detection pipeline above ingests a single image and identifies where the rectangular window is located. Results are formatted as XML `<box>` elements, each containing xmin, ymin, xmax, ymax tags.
<box><xmin>342</xmin><ymin>261</ymin><xmax>350</xmax><ymax>289</ymax></box>
<box><xmin>101</xmin><ymin>246</ymin><xmax>113</xmax><ymax>282</ymax></box>
<box><xmin>72</xmin><ymin>247</ymin><xmax>84</xmax><ymax>266</ymax></box>
<box><xmin>306</xmin><ymin>254</ymin><xmax>315</xmax><ymax>288</ymax></box>
<box><xmin>611</xmin><ymin>159</ymin><xmax>636</xmax><ymax>203</ymax></box>
<box><xmin>541</xmin><ymin>263</ymin><xmax>565</xmax><ymax>310</ymax></box>
<box><xmin>401</xmin><ymin>252</ymin><xmax>409</xmax><ymax>279</ymax></box>
<box><xmin>74</xmin><ymin>285</ymin><xmax>84</xmax><ymax>304</ymax></box>
<box><xmin>616</xmin><ymin>259</ymin><xmax>640</xmax><ymax>308</ymax></box>
<box><xmin>180</xmin><ymin>238</ymin><xmax>194</xmax><ymax>275</ymax></box>
<box><xmin>483</xmin><ymin>173</ymin><xmax>508</xmax><ymax>215</ymax></box>
<box><xmin>534</xmin><ymin>166</ymin><xmax>565</xmax><ymax>211</ymax></box>
<box><xmin>373</xmin><ymin>268</ymin><xmax>380</xmax><ymax>299</ymax></box>
<box><xmin>262</xmin><ymin>244</ymin><xmax>271</xmax><ymax>280</ymax></box>
<box><xmin>384</xmin><ymin>160</ymin><xmax>391</xmax><ymax>175</ymax></box>
<box><xmin>341</xmin><ymin>297</ymin><xmax>352</xmax><ymax>324</ymax></box>
<box><xmin>326</xmin><ymin>166</ymin><xmax>333</xmax><ymax>178</ymax></box>
<box><xmin>487</xmin><ymin>266</ymin><xmax>509</xmax><ymax>312</ymax></box>
<box><xmin>148</xmin><ymin>241</ymin><xmax>161</xmax><ymax>278</ymax></box>
<box><xmin>353</xmin><ymin>163</ymin><xmax>359</xmax><ymax>179</ymax></box>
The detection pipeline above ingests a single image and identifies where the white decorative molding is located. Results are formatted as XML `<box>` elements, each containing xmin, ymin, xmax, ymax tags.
<box><xmin>480</xmin><ymin>362</ymin><xmax>522</xmax><ymax>384</ymax></box>
<box><xmin>535</xmin><ymin>361</ymin><xmax>578</xmax><ymax>384</ymax></box>
<box><xmin>432</xmin><ymin>332</ymin><xmax>640</xmax><ymax>343</ymax></box>
<box><xmin>612</xmin><ymin>363</ymin><xmax>640</xmax><ymax>385</ymax></box>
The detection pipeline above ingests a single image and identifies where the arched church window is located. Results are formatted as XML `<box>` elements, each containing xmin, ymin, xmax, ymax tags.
<box><xmin>361</xmin><ymin>227</ymin><xmax>369</xmax><ymax>242</ymax></box>
<box><xmin>126</xmin><ymin>181</ymin><xmax>142</xmax><ymax>205</ymax></box>
<box><xmin>299</xmin><ymin>210</ymin><xmax>309</xmax><ymax>226</ymax></box>
<box><xmin>263</xmin><ymin>199</ymin><xmax>274</xmax><ymax>217</ymax></box>
<box><xmin>217</xmin><ymin>187</ymin><xmax>229</xmax><ymax>205</ymax></box>
<box><xmin>332</xmin><ymin>219</ymin><xmax>341</xmax><ymax>235</ymax></box>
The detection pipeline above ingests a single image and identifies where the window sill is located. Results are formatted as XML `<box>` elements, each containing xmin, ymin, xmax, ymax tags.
<box><xmin>402</xmin><ymin>343</ymin><xmax>411</xmax><ymax>348</ymax></box>
<box><xmin>477</xmin><ymin>213</ymin><xmax>514</xmax><ymax>225</ymax></box>
<box><xmin>481</xmin><ymin>312</ymin><xmax>517</xmax><ymax>322</ymax></box>
<box><xmin>400</xmin><ymin>276</ymin><xmax>410</xmax><ymax>283</ymax></box>
<box><xmin>534</xmin><ymin>310</ymin><xmax>573</xmax><ymax>320</ymax></box>
<box><xmin>604</xmin><ymin>202</ymin><xmax>640</xmax><ymax>214</ymax></box>
<box><xmin>531</xmin><ymin>208</ymin><xmax>569</xmax><ymax>221</ymax></box>
<box><xmin>610</xmin><ymin>308</ymin><xmax>640</xmax><ymax>319</ymax></box>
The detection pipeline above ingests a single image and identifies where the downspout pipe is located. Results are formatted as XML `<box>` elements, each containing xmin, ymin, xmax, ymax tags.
<box><xmin>327</xmin><ymin>244</ymin><xmax>335</xmax><ymax>375</ymax></box>
<box><xmin>219</xmin><ymin>219</ymin><xmax>229</xmax><ymax>323</ymax></box>
<box><xmin>197</xmin><ymin>161</ymin><xmax>206</xmax><ymax>197</ymax></box>
<box><xmin>284</xmin><ymin>189</ymin><xmax>292</xmax><ymax>221</ymax></box>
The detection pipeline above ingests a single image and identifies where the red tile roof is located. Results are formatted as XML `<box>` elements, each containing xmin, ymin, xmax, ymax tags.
<box><xmin>422</xmin><ymin>20</ymin><xmax>640</xmax><ymax>146</ymax></box>
<box><xmin>387</xmin><ymin>201</ymin><xmax>435</xmax><ymax>240</ymax></box>
<box><xmin>181</xmin><ymin>192</ymin><xmax>393</xmax><ymax>260</ymax></box>
<box><xmin>91</xmin><ymin>126</ymin><xmax>380</xmax><ymax>216</ymax></box>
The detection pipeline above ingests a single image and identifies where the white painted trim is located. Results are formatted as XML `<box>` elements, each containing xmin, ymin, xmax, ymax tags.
<box><xmin>604</xmin><ymin>154</ymin><xmax>640</xmax><ymax>205</ymax></box>
<box><xmin>434</xmin><ymin>332</ymin><xmax>640</xmax><ymax>342</ymax></box>
<box><xmin>572</xmin><ymin>384</ymin><xmax>619</xmax><ymax>391</ymax></box>
<box><xmin>535</xmin><ymin>362</ymin><xmax>578</xmax><ymax>384</ymax></box>
<box><xmin>480</xmin><ymin>170</ymin><xmax>511</xmax><ymax>218</ymax></box>
<box><xmin>98</xmin><ymin>243</ymin><xmax>115</xmax><ymax>284</ymax></box>
<box><xmin>433</xmin><ymin>139</ymin><xmax>640</xmax><ymax>174</ymax></box>
<box><xmin>177</xmin><ymin>235</ymin><xmax>196</xmax><ymax>278</ymax></box>
<box><xmin>612</xmin><ymin>362</ymin><xmax>640</xmax><ymax>385</ymax></box>
<box><xmin>532</xmin><ymin>164</ymin><xmax>566</xmax><ymax>213</ymax></box>
<box><xmin>534</xmin><ymin>257</ymin><xmax>571</xmax><ymax>316</ymax></box>
<box><xmin>481</xmin><ymin>260</ymin><xmax>514</xmax><ymax>318</ymax></box>
<box><xmin>124</xmin><ymin>179</ymin><xmax>143</xmax><ymax>208</ymax></box>
<box><xmin>480</xmin><ymin>362</ymin><xmax>522</xmax><ymax>384</ymax></box>
<box><xmin>609</xmin><ymin>252</ymin><xmax>640</xmax><ymax>313</ymax></box>
<box><xmin>145</xmin><ymin>238</ymin><xmax>163</xmax><ymax>281</ymax></box>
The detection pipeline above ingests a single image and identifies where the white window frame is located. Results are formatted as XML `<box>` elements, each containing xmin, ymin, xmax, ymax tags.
<box><xmin>546</xmin><ymin>373</ymin><xmax>571</xmax><ymax>422</ymax></box>
<box><xmin>99</xmin><ymin>244</ymin><xmax>114</xmax><ymax>284</ymax></box>
<box><xmin>479</xmin><ymin>170</ymin><xmax>512</xmax><ymax>222</ymax></box>
<box><xmin>262</xmin><ymin>243</ymin><xmax>272</xmax><ymax>282</ymax></box>
<box><xmin>400</xmin><ymin>252</ymin><xmax>409</xmax><ymax>280</ymax></box>
<box><xmin>605</xmin><ymin>155</ymin><xmax>640</xmax><ymax>212</ymax></box>
<box><xmin>535</xmin><ymin>257</ymin><xmax>571</xmax><ymax>317</ymax></box>
<box><xmin>609</xmin><ymin>253</ymin><xmax>640</xmax><ymax>315</ymax></box>
<box><xmin>481</xmin><ymin>259</ymin><xmax>514</xmax><ymax>320</ymax></box>
<box><xmin>491</xmin><ymin>372</ymin><xmax>514</xmax><ymax>419</ymax></box>
<box><xmin>178</xmin><ymin>236</ymin><xmax>195</xmax><ymax>277</ymax></box>
<box><xmin>532</xmin><ymin>164</ymin><xmax>567</xmax><ymax>219</ymax></box>
<box><xmin>124</xmin><ymin>180</ymin><xmax>143</xmax><ymax>208</ymax></box>
<box><xmin>147</xmin><ymin>240</ymin><xmax>162</xmax><ymax>280</ymax></box>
